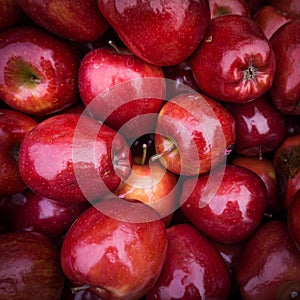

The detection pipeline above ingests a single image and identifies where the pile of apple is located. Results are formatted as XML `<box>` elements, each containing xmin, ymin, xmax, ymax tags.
<box><xmin>0</xmin><ymin>0</ymin><xmax>300</xmax><ymax>299</ymax></box>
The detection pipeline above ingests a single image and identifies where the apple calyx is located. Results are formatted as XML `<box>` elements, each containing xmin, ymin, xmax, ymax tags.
<box><xmin>243</xmin><ymin>64</ymin><xmax>257</xmax><ymax>81</ymax></box>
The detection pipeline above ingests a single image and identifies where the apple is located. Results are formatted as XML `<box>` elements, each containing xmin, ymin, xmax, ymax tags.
<box><xmin>208</xmin><ymin>0</ymin><xmax>251</xmax><ymax>19</ymax></box>
<box><xmin>77</xmin><ymin>46</ymin><xmax>166</xmax><ymax>139</ymax></box>
<box><xmin>227</xmin><ymin>94</ymin><xmax>286</xmax><ymax>157</ymax></box>
<box><xmin>145</xmin><ymin>223</ymin><xmax>231</xmax><ymax>300</ymax></box>
<box><xmin>2</xmin><ymin>188</ymin><xmax>89</xmax><ymax>240</ymax></box>
<box><xmin>60</xmin><ymin>199</ymin><xmax>168</xmax><ymax>300</ymax></box>
<box><xmin>0</xmin><ymin>108</ymin><xmax>37</xmax><ymax>196</ymax></box>
<box><xmin>113</xmin><ymin>160</ymin><xmax>179</xmax><ymax>225</ymax></box>
<box><xmin>0</xmin><ymin>231</ymin><xmax>65</xmax><ymax>299</ymax></box>
<box><xmin>0</xmin><ymin>0</ymin><xmax>23</xmax><ymax>33</ymax></box>
<box><xmin>269</xmin><ymin>19</ymin><xmax>300</xmax><ymax>115</ymax></box>
<box><xmin>180</xmin><ymin>164</ymin><xmax>267</xmax><ymax>243</ymax></box>
<box><xmin>0</xmin><ymin>26</ymin><xmax>80</xmax><ymax>116</ymax></box>
<box><xmin>191</xmin><ymin>14</ymin><xmax>276</xmax><ymax>103</ymax></box>
<box><xmin>273</xmin><ymin>134</ymin><xmax>300</xmax><ymax>209</ymax></box>
<box><xmin>154</xmin><ymin>92</ymin><xmax>236</xmax><ymax>176</ymax></box>
<box><xmin>246</xmin><ymin>0</ymin><xmax>267</xmax><ymax>16</ymax></box>
<box><xmin>96</xmin><ymin>0</ymin><xmax>210</xmax><ymax>66</ymax></box>
<box><xmin>16</xmin><ymin>0</ymin><xmax>110</xmax><ymax>42</ymax></box>
<box><xmin>266</xmin><ymin>0</ymin><xmax>300</xmax><ymax>18</ymax></box>
<box><xmin>288</xmin><ymin>189</ymin><xmax>300</xmax><ymax>250</ymax></box>
<box><xmin>253</xmin><ymin>5</ymin><xmax>292</xmax><ymax>39</ymax></box>
<box><xmin>18</xmin><ymin>113</ymin><xmax>132</xmax><ymax>204</ymax></box>
<box><xmin>232</xmin><ymin>155</ymin><xmax>283</xmax><ymax>217</ymax></box>
<box><xmin>235</xmin><ymin>220</ymin><xmax>300</xmax><ymax>299</ymax></box>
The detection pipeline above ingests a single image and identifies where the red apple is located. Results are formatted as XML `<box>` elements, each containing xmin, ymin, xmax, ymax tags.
<box><xmin>246</xmin><ymin>0</ymin><xmax>267</xmax><ymax>16</ymax></box>
<box><xmin>96</xmin><ymin>0</ymin><xmax>210</xmax><ymax>66</ymax></box>
<box><xmin>145</xmin><ymin>223</ymin><xmax>231</xmax><ymax>300</ymax></box>
<box><xmin>227</xmin><ymin>94</ymin><xmax>286</xmax><ymax>157</ymax></box>
<box><xmin>288</xmin><ymin>189</ymin><xmax>300</xmax><ymax>250</ymax></box>
<box><xmin>253</xmin><ymin>5</ymin><xmax>292</xmax><ymax>39</ymax></box>
<box><xmin>18</xmin><ymin>114</ymin><xmax>132</xmax><ymax>204</ymax></box>
<box><xmin>154</xmin><ymin>92</ymin><xmax>236</xmax><ymax>176</ymax></box>
<box><xmin>78</xmin><ymin>46</ymin><xmax>165</xmax><ymax>139</ymax></box>
<box><xmin>0</xmin><ymin>231</ymin><xmax>65</xmax><ymax>299</ymax></box>
<box><xmin>180</xmin><ymin>164</ymin><xmax>267</xmax><ymax>243</ymax></box>
<box><xmin>2</xmin><ymin>189</ymin><xmax>89</xmax><ymax>240</ymax></box>
<box><xmin>60</xmin><ymin>199</ymin><xmax>168</xmax><ymax>300</ymax></box>
<box><xmin>269</xmin><ymin>19</ymin><xmax>300</xmax><ymax>115</ymax></box>
<box><xmin>191</xmin><ymin>14</ymin><xmax>276</xmax><ymax>103</ymax></box>
<box><xmin>0</xmin><ymin>26</ymin><xmax>80</xmax><ymax>116</ymax></box>
<box><xmin>0</xmin><ymin>108</ymin><xmax>37</xmax><ymax>196</ymax></box>
<box><xmin>208</xmin><ymin>0</ymin><xmax>251</xmax><ymax>18</ymax></box>
<box><xmin>232</xmin><ymin>155</ymin><xmax>283</xmax><ymax>217</ymax></box>
<box><xmin>0</xmin><ymin>0</ymin><xmax>23</xmax><ymax>32</ymax></box>
<box><xmin>273</xmin><ymin>134</ymin><xmax>300</xmax><ymax>209</ymax></box>
<box><xmin>16</xmin><ymin>0</ymin><xmax>109</xmax><ymax>42</ymax></box>
<box><xmin>114</xmin><ymin>160</ymin><xmax>178</xmax><ymax>225</ymax></box>
<box><xmin>235</xmin><ymin>220</ymin><xmax>300</xmax><ymax>299</ymax></box>
<box><xmin>266</xmin><ymin>0</ymin><xmax>300</xmax><ymax>18</ymax></box>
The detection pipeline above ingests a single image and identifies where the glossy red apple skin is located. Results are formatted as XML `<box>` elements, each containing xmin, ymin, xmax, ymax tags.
<box><xmin>0</xmin><ymin>231</ymin><xmax>65</xmax><ymax>300</ymax></box>
<box><xmin>0</xmin><ymin>26</ymin><xmax>80</xmax><ymax>116</ymax></box>
<box><xmin>97</xmin><ymin>0</ymin><xmax>210</xmax><ymax>66</ymax></box>
<box><xmin>273</xmin><ymin>134</ymin><xmax>300</xmax><ymax>209</ymax></box>
<box><xmin>18</xmin><ymin>114</ymin><xmax>132</xmax><ymax>205</ymax></box>
<box><xmin>2</xmin><ymin>189</ymin><xmax>89</xmax><ymax>240</ymax></box>
<box><xmin>288</xmin><ymin>190</ymin><xmax>300</xmax><ymax>250</ymax></box>
<box><xmin>232</xmin><ymin>155</ymin><xmax>283</xmax><ymax>217</ymax></box>
<box><xmin>253</xmin><ymin>5</ymin><xmax>292</xmax><ymax>39</ymax></box>
<box><xmin>191</xmin><ymin>14</ymin><xmax>276</xmax><ymax>103</ymax></box>
<box><xmin>180</xmin><ymin>164</ymin><xmax>267</xmax><ymax>243</ymax></box>
<box><xmin>0</xmin><ymin>109</ymin><xmax>37</xmax><ymax>196</ymax></box>
<box><xmin>235</xmin><ymin>220</ymin><xmax>300</xmax><ymax>299</ymax></box>
<box><xmin>154</xmin><ymin>93</ymin><xmax>236</xmax><ymax>176</ymax></box>
<box><xmin>208</xmin><ymin>0</ymin><xmax>251</xmax><ymax>18</ymax></box>
<box><xmin>114</xmin><ymin>161</ymin><xmax>178</xmax><ymax>225</ymax></box>
<box><xmin>78</xmin><ymin>47</ymin><xmax>165</xmax><ymax>139</ymax></box>
<box><xmin>60</xmin><ymin>200</ymin><xmax>167</xmax><ymax>300</ymax></box>
<box><xmin>269</xmin><ymin>19</ymin><xmax>300</xmax><ymax>115</ymax></box>
<box><xmin>0</xmin><ymin>0</ymin><xmax>23</xmax><ymax>32</ymax></box>
<box><xmin>145</xmin><ymin>223</ymin><xmax>231</xmax><ymax>300</ymax></box>
<box><xmin>227</xmin><ymin>94</ymin><xmax>286</xmax><ymax>157</ymax></box>
<box><xmin>16</xmin><ymin>0</ymin><xmax>109</xmax><ymax>42</ymax></box>
<box><xmin>267</xmin><ymin>0</ymin><xmax>300</xmax><ymax>18</ymax></box>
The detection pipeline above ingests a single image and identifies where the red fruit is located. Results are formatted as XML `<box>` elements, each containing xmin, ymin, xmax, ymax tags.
<box><xmin>288</xmin><ymin>189</ymin><xmax>300</xmax><ymax>250</ymax></box>
<box><xmin>0</xmin><ymin>26</ymin><xmax>80</xmax><ymax>116</ymax></box>
<box><xmin>0</xmin><ymin>231</ymin><xmax>65</xmax><ymax>299</ymax></box>
<box><xmin>60</xmin><ymin>199</ymin><xmax>167</xmax><ymax>300</ymax></box>
<box><xmin>208</xmin><ymin>0</ymin><xmax>251</xmax><ymax>19</ymax></box>
<box><xmin>18</xmin><ymin>114</ymin><xmax>132</xmax><ymax>204</ymax></box>
<box><xmin>0</xmin><ymin>109</ymin><xmax>37</xmax><ymax>196</ymax></box>
<box><xmin>191</xmin><ymin>14</ymin><xmax>276</xmax><ymax>103</ymax></box>
<box><xmin>235</xmin><ymin>220</ymin><xmax>300</xmax><ymax>299</ymax></box>
<box><xmin>227</xmin><ymin>94</ymin><xmax>286</xmax><ymax>157</ymax></box>
<box><xmin>0</xmin><ymin>0</ymin><xmax>23</xmax><ymax>32</ymax></box>
<box><xmin>253</xmin><ymin>5</ymin><xmax>292</xmax><ymax>39</ymax></box>
<box><xmin>78</xmin><ymin>46</ymin><xmax>165</xmax><ymax>139</ymax></box>
<box><xmin>146</xmin><ymin>223</ymin><xmax>231</xmax><ymax>300</ymax></box>
<box><xmin>16</xmin><ymin>0</ymin><xmax>109</xmax><ymax>42</ymax></box>
<box><xmin>269</xmin><ymin>19</ymin><xmax>300</xmax><ymax>115</ymax></box>
<box><xmin>154</xmin><ymin>93</ymin><xmax>236</xmax><ymax>176</ymax></box>
<box><xmin>97</xmin><ymin>0</ymin><xmax>210</xmax><ymax>66</ymax></box>
<box><xmin>267</xmin><ymin>0</ymin><xmax>300</xmax><ymax>18</ymax></box>
<box><xmin>180</xmin><ymin>164</ymin><xmax>267</xmax><ymax>243</ymax></box>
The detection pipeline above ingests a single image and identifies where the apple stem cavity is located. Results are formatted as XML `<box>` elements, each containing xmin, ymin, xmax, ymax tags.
<box><xmin>151</xmin><ymin>143</ymin><xmax>176</xmax><ymax>162</ymax></box>
<box><xmin>243</xmin><ymin>64</ymin><xmax>257</xmax><ymax>81</ymax></box>
<box><xmin>71</xmin><ymin>284</ymin><xmax>91</xmax><ymax>293</ymax></box>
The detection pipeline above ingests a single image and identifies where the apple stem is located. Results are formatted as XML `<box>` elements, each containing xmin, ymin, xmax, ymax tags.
<box><xmin>151</xmin><ymin>143</ymin><xmax>176</xmax><ymax>161</ymax></box>
<box><xmin>71</xmin><ymin>284</ymin><xmax>91</xmax><ymax>293</ymax></box>
<box><xmin>141</xmin><ymin>143</ymin><xmax>148</xmax><ymax>165</ymax></box>
<box><xmin>258</xmin><ymin>147</ymin><xmax>263</xmax><ymax>160</ymax></box>
<box><xmin>30</xmin><ymin>74</ymin><xmax>42</xmax><ymax>84</ymax></box>
<box><xmin>108</xmin><ymin>40</ymin><xmax>121</xmax><ymax>54</ymax></box>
